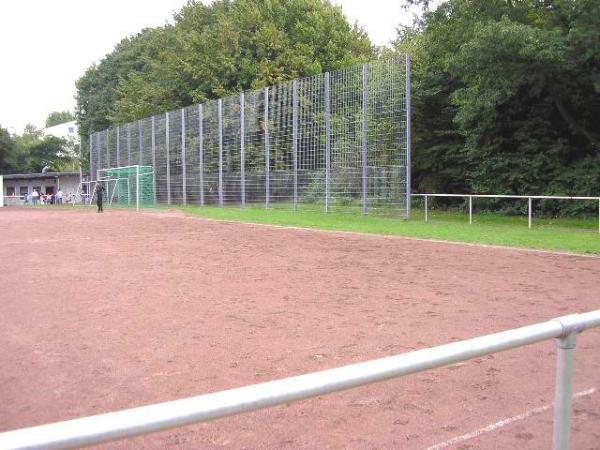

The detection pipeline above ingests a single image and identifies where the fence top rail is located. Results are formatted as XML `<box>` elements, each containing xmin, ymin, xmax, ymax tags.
<box><xmin>99</xmin><ymin>165</ymin><xmax>149</xmax><ymax>171</ymax></box>
<box><xmin>412</xmin><ymin>193</ymin><xmax>600</xmax><ymax>201</ymax></box>
<box><xmin>89</xmin><ymin>57</ymin><xmax>408</xmax><ymax>137</ymax></box>
<box><xmin>1</xmin><ymin>309</ymin><xmax>598</xmax><ymax>450</ymax></box>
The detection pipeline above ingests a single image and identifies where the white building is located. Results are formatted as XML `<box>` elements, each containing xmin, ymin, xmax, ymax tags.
<box><xmin>1</xmin><ymin>172</ymin><xmax>81</xmax><ymax>206</ymax></box>
<box><xmin>44</xmin><ymin>120</ymin><xmax>79</xmax><ymax>143</ymax></box>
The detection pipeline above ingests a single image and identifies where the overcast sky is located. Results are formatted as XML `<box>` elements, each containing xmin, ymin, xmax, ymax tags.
<box><xmin>0</xmin><ymin>0</ymin><xmax>420</xmax><ymax>134</ymax></box>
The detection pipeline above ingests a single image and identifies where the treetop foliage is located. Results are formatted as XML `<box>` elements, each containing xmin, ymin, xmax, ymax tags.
<box><xmin>396</xmin><ymin>0</ymin><xmax>599</xmax><ymax>213</ymax></box>
<box><xmin>0</xmin><ymin>124</ymin><xmax>79</xmax><ymax>174</ymax></box>
<box><xmin>45</xmin><ymin>111</ymin><xmax>75</xmax><ymax>128</ymax></box>
<box><xmin>76</xmin><ymin>0</ymin><xmax>373</xmax><ymax>135</ymax></box>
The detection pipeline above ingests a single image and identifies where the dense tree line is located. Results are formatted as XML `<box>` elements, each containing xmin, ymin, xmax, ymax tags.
<box><xmin>73</xmin><ymin>0</ymin><xmax>599</xmax><ymax>214</ymax></box>
<box><xmin>0</xmin><ymin>122</ymin><xmax>79</xmax><ymax>174</ymax></box>
<box><xmin>75</xmin><ymin>0</ymin><xmax>373</xmax><ymax>135</ymax></box>
<box><xmin>397</xmin><ymin>0</ymin><xmax>599</xmax><ymax>214</ymax></box>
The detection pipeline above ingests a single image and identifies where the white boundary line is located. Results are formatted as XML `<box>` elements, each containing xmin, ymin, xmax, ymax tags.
<box><xmin>1</xmin><ymin>237</ymin><xmax>93</xmax><ymax>245</ymax></box>
<box><xmin>425</xmin><ymin>387</ymin><xmax>597</xmax><ymax>449</ymax></box>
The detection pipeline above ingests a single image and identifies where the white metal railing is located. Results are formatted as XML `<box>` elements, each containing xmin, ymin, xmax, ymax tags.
<box><xmin>1</xmin><ymin>195</ymin><xmax>87</xmax><ymax>206</ymax></box>
<box><xmin>1</xmin><ymin>195</ymin><xmax>26</xmax><ymax>206</ymax></box>
<box><xmin>412</xmin><ymin>193</ymin><xmax>600</xmax><ymax>233</ymax></box>
<box><xmin>0</xmin><ymin>310</ymin><xmax>598</xmax><ymax>450</ymax></box>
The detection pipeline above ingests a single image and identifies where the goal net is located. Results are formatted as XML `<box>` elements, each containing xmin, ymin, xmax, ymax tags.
<box><xmin>96</xmin><ymin>165</ymin><xmax>155</xmax><ymax>210</ymax></box>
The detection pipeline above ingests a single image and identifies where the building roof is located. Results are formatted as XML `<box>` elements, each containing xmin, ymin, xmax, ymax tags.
<box><xmin>2</xmin><ymin>172</ymin><xmax>79</xmax><ymax>180</ymax></box>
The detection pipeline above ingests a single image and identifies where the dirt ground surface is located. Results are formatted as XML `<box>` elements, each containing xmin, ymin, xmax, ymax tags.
<box><xmin>0</xmin><ymin>207</ymin><xmax>599</xmax><ymax>449</ymax></box>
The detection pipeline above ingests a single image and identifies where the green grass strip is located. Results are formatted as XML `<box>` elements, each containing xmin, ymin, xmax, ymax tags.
<box><xmin>177</xmin><ymin>205</ymin><xmax>600</xmax><ymax>255</ymax></box>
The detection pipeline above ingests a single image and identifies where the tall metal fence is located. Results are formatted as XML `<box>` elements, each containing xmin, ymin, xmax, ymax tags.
<box><xmin>89</xmin><ymin>57</ymin><xmax>411</xmax><ymax>216</ymax></box>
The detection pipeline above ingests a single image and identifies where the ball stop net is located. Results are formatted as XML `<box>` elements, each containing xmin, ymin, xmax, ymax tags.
<box><xmin>98</xmin><ymin>165</ymin><xmax>155</xmax><ymax>209</ymax></box>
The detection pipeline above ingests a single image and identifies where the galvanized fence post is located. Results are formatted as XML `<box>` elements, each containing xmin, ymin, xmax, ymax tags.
<box><xmin>181</xmin><ymin>108</ymin><xmax>187</xmax><ymax>205</ymax></box>
<box><xmin>362</xmin><ymin>64</ymin><xmax>368</xmax><ymax>215</ymax></box>
<box><xmin>406</xmin><ymin>55</ymin><xmax>412</xmax><ymax>220</ymax></box>
<box><xmin>528</xmin><ymin>197</ymin><xmax>532</xmax><ymax>229</ymax></box>
<box><xmin>88</xmin><ymin>133</ymin><xmax>93</xmax><ymax>180</ymax></box>
<box><xmin>198</xmin><ymin>104</ymin><xmax>204</xmax><ymax>206</ymax></box>
<box><xmin>166</xmin><ymin>112</ymin><xmax>171</xmax><ymax>205</ymax></box>
<box><xmin>136</xmin><ymin>164</ymin><xmax>140</xmax><ymax>212</ymax></box>
<box><xmin>116</xmin><ymin>126</ymin><xmax>120</xmax><ymax>167</ymax></box>
<box><xmin>425</xmin><ymin>195</ymin><xmax>428</xmax><ymax>222</ymax></box>
<box><xmin>264</xmin><ymin>88</ymin><xmax>270</xmax><ymax>209</ymax></box>
<box><xmin>106</xmin><ymin>130</ymin><xmax>110</xmax><ymax>168</ymax></box>
<box><xmin>127</xmin><ymin>123</ymin><xmax>132</xmax><ymax>167</ymax></box>
<box><xmin>218</xmin><ymin>99</ymin><xmax>224</xmax><ymax>207</ymax></box>
<box><xmin>96</xmin><ymin>133</ymin><xmax>101</xmax><ymax>179</ymax></box>
<box><xmin>138</xmin><ymin>120</ymin><xmax>143</xmax><ymax>166</ymax></box>
<box><xmin>240</xmin><ymin>93</ymin><xmax>246</xmax><ymax>208</ymax></box>
<box><xmin>552</xmin><ymin>332</ymin><xmax>577</xmax><ymax>450</ymax></box>
<box><xmin>292</xmin><ymin>80</ymin><xmax>298</xmax><ymax>211</ymax></box>
<box><xmin>151</xmin><ymin>116</ymin><xmax>156</xmax><ymax>204</ymax></box>
<box><xmin>325</xmin><ymin>71</ymin><xmax>331</xmax><ymax>213</ymax></box>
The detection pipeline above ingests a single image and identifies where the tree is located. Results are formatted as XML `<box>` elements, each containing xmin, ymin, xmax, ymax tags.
<box><xmin>75</xmin><ymin>27</ymin><xmax>167</xmax><ymax>137</ymax></box>
<box><xmin>0</xmin><ymin>125</ymin><xmax>15</xmax><ymax>172</ymax></box>
<box><xmin>394</xmin><ymin>0</ymin><xmax>600</xmax><ymax>214</ymax></box>
<box><xmin>26</xmin><ymin>136</ymin><xmax>70</xmax><ymax>172</ymax></box>
<box><xmin>2</xmin><ymin>125</ymin><xmax>75</xmax><ymax>173</ymax></box>
<box><xmin>45</xmin><ymin>111</ymin><xmax>74</xmax><ymax>128</ymax></box>
<box><xmin>75</xmin><ymin>0</ymin><xmax>373</xmax><ymax>130</ymax></box>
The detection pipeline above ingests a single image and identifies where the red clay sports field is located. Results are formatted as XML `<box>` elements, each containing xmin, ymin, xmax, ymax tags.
<box><xmin>0</xmin><ymin>208</ymin><xmax>598</xmax><ymax>449</ymax></box>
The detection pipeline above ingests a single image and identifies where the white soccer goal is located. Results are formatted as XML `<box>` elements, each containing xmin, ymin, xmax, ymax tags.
<box><xmin>91</xmin><ymin>165</ymin><xmax>155</xmax><ymax>211</ymax></box>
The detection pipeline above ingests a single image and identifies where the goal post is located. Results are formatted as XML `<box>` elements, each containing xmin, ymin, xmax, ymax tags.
<box><xmin>96</xmin><ymin>165</ymin><xmax>155</xmax><ymax>210</ymax></box>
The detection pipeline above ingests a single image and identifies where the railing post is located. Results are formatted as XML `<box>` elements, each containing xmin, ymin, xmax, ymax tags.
<box><xmin>598</xmin><ymin>199</ymin><xmax>599</xmax><ymax>234</ymax></box>
<box><xmin>425</xmin><ymin>195</ymin><xmax>428</xmax><ymax>222</ymax></box>
<box><xmin>362</xmin><ymin>63</ymin><xmax>369</xmax><ymax>215</ymax></box>
<box><xmin>552</xmin><ymin>332</ymin><xmax>577</xmax><ymax>450</ymax></box>
<box><xmin>528</xmin><ymin>197</ymin><xmax>532</xmax><ymax>229</ymax></box>
<box><xmin>469</xmin><ymin>195</ymin><xmax>473</xmax><ymax>225</ymax></box>
<box><xmin>198</xmin><ymin>104</ymin><xmax>204</xmax><ymax>206</ymax></box>
<box><xmin>325</xmin><ymin>71</ymin><xmax>331</xmax><ymax>213</ymax></box>
<box><xmin>240</xmin><ymin>93</ymin><xmax>246</xmax><ymax>208</ymax></box>
<box><xmin>264</xmin><ymin>88</ymin><xmax>270</xmax><ymax>209</ymax></box>
<box><xmin>166</xmin><ymin>112</ymin><xmax>171</xmax><ymax>205</ymax></box>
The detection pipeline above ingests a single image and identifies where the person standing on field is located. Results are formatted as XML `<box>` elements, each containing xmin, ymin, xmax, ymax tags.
<box><xmin>57</xmin><ymin>189</ymin><xmax>63</xmax><ymax>205</ymax></box>
<box><xmin>95</xmin><ymin>182</ymin><xmax>104</xmax><ymax>213</ymax></box>
<box><xmin>31</xmin><ymin>189</ymin><xmax>39</xmax><ymax>205</ymax></box>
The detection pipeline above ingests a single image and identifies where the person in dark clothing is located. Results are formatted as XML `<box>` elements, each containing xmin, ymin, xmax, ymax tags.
<box><xmin>95</xmin><ymin>183</ymin><xmax>104</xmax><ymax>212</ymax></box>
